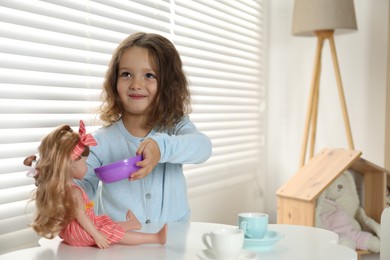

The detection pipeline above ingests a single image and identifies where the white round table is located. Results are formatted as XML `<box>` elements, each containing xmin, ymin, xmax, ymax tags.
<box><xmin>0</xmin><ymin>222</ymin><xmax>357</xmax><ymax>260</ymax></box>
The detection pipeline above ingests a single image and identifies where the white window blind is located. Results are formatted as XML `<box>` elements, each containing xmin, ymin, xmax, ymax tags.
<box><xmin>0</xmin><ymin>0</ymin><xmax>266</xmax><ymax>253</ymax></box>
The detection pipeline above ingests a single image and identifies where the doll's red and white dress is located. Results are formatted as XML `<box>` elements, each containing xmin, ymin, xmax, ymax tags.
<box><xmin>59</xmin><ymin>184</ymin><xmax>125</xmax><ymax>246</ymax></box>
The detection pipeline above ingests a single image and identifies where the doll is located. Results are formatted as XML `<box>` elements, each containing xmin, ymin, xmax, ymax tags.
<box><xmin>24</xmin><ymin>120</ymin><xmax>167</xmax><ymax>249</ymax></box>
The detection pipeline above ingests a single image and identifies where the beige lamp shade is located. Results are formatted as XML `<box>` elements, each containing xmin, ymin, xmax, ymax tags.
<box><xmin>292</xmin><ymin>0</ymin><xmax>358</xmax><ymax>36</ymax></box>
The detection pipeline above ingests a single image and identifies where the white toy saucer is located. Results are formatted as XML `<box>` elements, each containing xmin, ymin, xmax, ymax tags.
<box><xmin>196</xmin><ymin>249</ymin><xmax>256</xmax><ymax>260</ymax></box>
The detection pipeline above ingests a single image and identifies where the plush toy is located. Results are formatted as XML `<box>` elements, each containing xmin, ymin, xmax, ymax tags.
<box><xmin>315</xmin><ymin>170</ymin><xmax>381</xmax><ymax>253</ymax></box>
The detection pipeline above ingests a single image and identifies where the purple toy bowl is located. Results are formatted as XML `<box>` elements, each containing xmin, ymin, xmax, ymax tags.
<box><xmin>94</xmin><ymin>155</ymin><xmax>142</xmax><ymax>183</ymax></box>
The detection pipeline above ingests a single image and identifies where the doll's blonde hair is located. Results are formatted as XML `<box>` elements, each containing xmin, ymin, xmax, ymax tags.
<box><xmin>30</xmin><ymin>125</ymin><xmax>85</xmax><ymax>239</ymax></box>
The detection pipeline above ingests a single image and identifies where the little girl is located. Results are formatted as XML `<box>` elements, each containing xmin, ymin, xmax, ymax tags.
<box><xmin>24</xmin><ymin>120</ymin><xmax>167</xmax><ymax>249</ymax></box>
<box><xmin>76</xmin><ymin>32</ymin><xmax>212</xmax><ymax>223</ymax></box>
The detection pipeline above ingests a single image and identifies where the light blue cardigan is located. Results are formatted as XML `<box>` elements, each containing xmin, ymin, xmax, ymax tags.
<box><xmin>76</xmin><ymin>115</ymin><xmax>212</xmax><ymax>223</ymax></box>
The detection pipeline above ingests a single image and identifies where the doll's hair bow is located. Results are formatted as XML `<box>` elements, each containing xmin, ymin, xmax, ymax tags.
<box><xmin>71</xmin><ymin>120</ymin><xmax>97</xmax><ymax>160</ymax></box>
<box><xmin>24</xmin><ymin>155</ymin><xmax>39</xmax><ymax>177</ymax></box>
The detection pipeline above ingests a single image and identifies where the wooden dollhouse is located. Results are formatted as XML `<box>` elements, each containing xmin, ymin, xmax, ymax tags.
<box><xmin>276</xmin><ymin>148</ymin><xmax>389</xmax><ymax>259</ymax></box>
<box><xmin>276</xmin><ymin>148</ymin><xmax>388</xmax><ymax>225</ymax></box>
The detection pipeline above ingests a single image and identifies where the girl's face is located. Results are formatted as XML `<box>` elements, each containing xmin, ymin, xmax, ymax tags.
<box><xmin>70</xmin><ymin>156</ymin><xmax>88</xmax><ymax>180</ymax></box>
<box><xmin>116</xmin><ymin>46</ymin><xmax>158</xmax><ymax>117</ymax></box>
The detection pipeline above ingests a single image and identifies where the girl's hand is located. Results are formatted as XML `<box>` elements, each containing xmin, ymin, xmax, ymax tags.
<box><xmin>94</xmin><ymin>232</ymin><xmax>110</xmax><ymax>249</ymax></box>
<box><xmin>131</xmin><ymin>138</ymin><xmax>160</xmax><ymax>181</ymax></box>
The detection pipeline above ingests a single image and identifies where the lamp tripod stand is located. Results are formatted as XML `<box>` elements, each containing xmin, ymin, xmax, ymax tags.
<box><xmin>299</xmin><ymin>30</ymin><xmax>355</xmax><ymax>167</ymax></box>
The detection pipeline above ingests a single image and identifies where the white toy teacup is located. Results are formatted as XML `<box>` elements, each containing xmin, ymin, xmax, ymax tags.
<box><xmin>202</xmin><ymin>228</ymin><xmax>244</xmax><ymax>260</ymax></box>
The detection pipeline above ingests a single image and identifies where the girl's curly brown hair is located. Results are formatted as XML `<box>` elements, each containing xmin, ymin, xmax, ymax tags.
<box><xmin>29</xmin><ymin>125</ymin><xmax>84</xmax><ymax>239</ymax></box>
<box><xmin>99</xmin><ymin>32</ymin><xmax>191</xmax><ymax>129</ymax></box>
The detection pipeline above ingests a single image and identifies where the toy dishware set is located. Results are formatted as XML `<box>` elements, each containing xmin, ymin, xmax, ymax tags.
<box><xmin>198</xmin><ymin>212</ymin><xmax>284</xmax><ymax>259</ymax></box>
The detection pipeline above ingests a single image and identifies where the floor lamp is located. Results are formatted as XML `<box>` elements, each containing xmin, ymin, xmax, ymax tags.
<box><xmin>292</xmin><ymin>0</ymin><xmax>358</xmax><ymax>167</ymax></box>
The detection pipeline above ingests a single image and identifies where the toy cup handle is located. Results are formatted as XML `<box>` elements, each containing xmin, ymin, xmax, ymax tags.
<box><xmin>239</xmin><ymin>221</ymin><xmax>252</xmax><ymax>238</ymax></box>
<box><xmin>202</xmin><ymin>233</ymin><xmax>212</xmax><ymax>250</ymax></box>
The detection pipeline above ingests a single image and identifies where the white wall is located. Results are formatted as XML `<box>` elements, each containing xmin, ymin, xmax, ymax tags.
<box><xmin>189</xmin><ymin>176</ymin><xmax>265</xmax><ymax>225</ymax></box>
<box><xmin>266</xmin><ymin>0</ymin><xmax>389</xmax><ymax>223</ymax></box>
